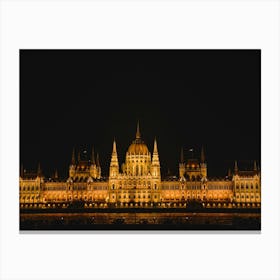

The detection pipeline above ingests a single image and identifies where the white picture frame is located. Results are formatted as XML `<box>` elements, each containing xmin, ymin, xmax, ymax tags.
<box><xmin>0</xmin><ymin>0</ymin><xmax>279</xmax><ymax>279</ymax></box>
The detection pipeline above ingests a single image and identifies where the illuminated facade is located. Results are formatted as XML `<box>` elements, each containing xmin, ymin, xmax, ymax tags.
<box><xmin>19</xmin><ymin>123</ymin><xmax>261</xmax><ymax>209</ymax></box>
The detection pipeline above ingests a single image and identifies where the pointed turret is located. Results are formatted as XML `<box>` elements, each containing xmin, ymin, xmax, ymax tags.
<box><xmin>71</xmin><ymin>148</ymin><xmax>76</xmax><ymax>165</ymax></box>
<box><xmin>113</xmin><ymin>138</ymin><xmax>117</xmax><ymax>154</ymax></box>
<box><xmin>180</xmin><ymin>147</ymin><xmax>184</xmax><ymax>163</ymax></box>
<box><xmin>54</xmin><ymin>169</ymin><xmax>58</xmax><ymax>179</ymax></box>
<box><xmin>91</xmin><ymin>146</ymin><xmax>95</xmax><ymax>165</ymax></box>
<box><xmin>37</xmin><ymin>162</ymin><xmax>42</xmax><ymax>177</ymax></box>
<box><xmin>234</xmin><ymin>160</ymin><xmax>238</xmax><ymax>173</ymax></box>
<box><xmin>254</xmin><ymin>160</ymin><xmax>257</xmax><ymax>171</ymax></box>
<box><xmin>77</xmin><ymin>150</ymin><xmax>81</xmax><ymax>162</ymax></box>
<box><xmin>200</xmin><ymin>145</ymin><xmax>205</xmax><ymax>163</ymax></box>
<box><xmin>109</xmin><ymin>139</ymin><xmax>119</xmax><ymax>178</ymax></box>
<box><xmin>151</xmin><ymin>137</ymin><xmax>160</xmax><ymax>179</ymax></box>
<box><xmin>179</xmin><ymin>147</ymin><xmax>185</xmax><ymax>178</ymax></box>
<box><xmin>96</xmin><ymin>153</ymin><xmax>100</xmax><ymax>167</ymax></box>
<box><xmin>90</xmin><ymin>146</ymin><xmax>97</xmax><ymax>178</ymax></box>
<box><xmin>96</xmin><ymin>152</ymin><xmax>101</xmax><ymax>179</ymax></box>
<box><xmin>136</xmin><ymin>121</ymin><xmax>141</xmax><ymax>139</ymax></box>
<box><xmin>200</xmin><ymin>146</ymin><xmax>207</xmax><ymax>178</ymax></box>
<box><xmin>153</xmin><ymin>138</ymin><xmax>158</xmax><ymax>154</ymax></box>
<box><xmin>228</xmin><ymin>168</ymin><xmax>232</xmax><ymax>178</ymax></box>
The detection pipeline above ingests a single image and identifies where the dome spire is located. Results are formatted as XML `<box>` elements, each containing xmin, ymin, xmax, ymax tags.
<box><xmin>136</xmin><ymin>121</ymin><xmax>141</xmax><ymax>139</ymax></box>
<box><xmin>153</xmin><ymin>138</ymin><xmax>158</xmax><ymax>154</ymax></box>
<box><xmin>113</xmin><ymin>138</ymin><xmax>117</xmax><ymax>154</ymax></box>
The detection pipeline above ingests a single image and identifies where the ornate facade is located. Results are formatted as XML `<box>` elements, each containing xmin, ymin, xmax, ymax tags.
<box><xmin>19</xmin><ymin>123</ymin><xmax>261</xmax><ymax>209</ymax></box>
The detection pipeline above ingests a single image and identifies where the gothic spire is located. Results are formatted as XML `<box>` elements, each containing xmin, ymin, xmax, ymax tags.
<box><xmin>254</xmin><ymin>160</ymin><xmax>257</xmax><ymax>171</ymax></box>
<box><xmin>113</xmin><ymin>138</ymin><xmax>117</xmax><ymax>154</ymax></box>
<box><xmin>37</xmin><ymin>162</ymin><xmax>42</xmax><ymax>177</ymax></box>
<box><xmin>201</xmin><ymin>145</ymin><xmax>205</xmax><ymax>163</ymax></box>
<box><xmin>234</xmin><ymin>160</ymin><xmax>238</xmax><ymax>173</ymax></box>
<box><xmin>153</xmin><ymin>138</ymin><xmax>158</xmax><ymax>154</ymax></box>
<box><xmin>96</xmin><ymin>153</ymin><xmax>100</xmax><ymax>167</ymax></box>
<box><xmin>91</xmin><ymin>146</ymin><xmax>95</xmax><ymax>165</ymax></box>
<box><xmin>180</xmin><ymin>147</ymin><xmax>184</xmax><ymax>163</ymax></box>
<box><xmin>136</xmin><ymin>121</ymin><xmax>141</xmax><ymax>139</ymax></box>
<box><xmin>152</xmin><ymin>138</ymin><xmax>160</xmax><ymax>166</ymax></box>
<box><xmin>71</xmin><ymin>147</ymin><xmax>76</xmax><ymax>165</ymax></box>
<box><xmin>54</xmin><ymin>169</ymin><xmax>58</xmax><ymax>179</ymax></box>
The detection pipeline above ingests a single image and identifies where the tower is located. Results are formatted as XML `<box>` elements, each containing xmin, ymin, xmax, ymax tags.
<box><xmin>179</xmin><ymin>147</ymin><xmax>185</xmax><ymax>178</ymax></box>
<box><xmin>96</xmin><ymin>153</ymin><xmax>101</xmax><ymax>179</ymax></box>
<box><xmin>90</xmin><ymin>146</ymin><xmax>97</xmax><ymax>178</ymax></box>
<box><xmin>109</xmin><ymin>139</ymin><xmax>119</xmax><ymax>178</ymax></box>
<box><xmin>151</xmin><ymin>138</ymin><xmax>161</xmax><ymax>179</ymax></box>
<box><xmin>69</xmin><ymin>147</ymin><xmax>76</xmax><ymax>178</ymax></box>
<box><xmin>54</xmin><ymin>169</ymin><xmax>58</xmax><ymax>179</ymax></box>
<box><xmin>200</xmin><ymin>145</ymin><xmax>207</xmax><ymax>178</ymax></box>
<box><xmin>37</xmin><ymin>162</ymin><xmax>42</xmax><ymax>177</ymax></box>
<box><xmin>234</xmin><ymin>160</ymin><xmax>238</xmax><ymax>174</ymax></box>
<box><xmin>254</xmin><ymin>160</ymin><xmax>257</xmax><ymax>171</ymax></box>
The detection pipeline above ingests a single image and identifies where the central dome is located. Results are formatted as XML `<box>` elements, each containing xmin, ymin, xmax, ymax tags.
<box><xmin>127</xmin><ymin>122</ymin><xmax>150</xmax><ymax>155</ymax></box>
<box><xmin>127</xmin><ymin>140</ymin><xmax>150</xmax><ymax>155</ymax></box>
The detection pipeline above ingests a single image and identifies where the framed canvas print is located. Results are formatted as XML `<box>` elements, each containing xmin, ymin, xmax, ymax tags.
<box><xmin>1</xmin><ymin>1</ymin><xmax>279</xmax><ymax>280</ymax></box>
<box><xmin>19</xmin><ymin>49</ymin><xmax>261</xmax><ymax>231</ymax></box>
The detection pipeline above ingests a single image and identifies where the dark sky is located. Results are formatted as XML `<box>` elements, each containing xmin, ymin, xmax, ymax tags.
<box><xmin>20</xmin><ymin>50</ymin><xmax>261</xmax><ymax>178</ymax></box>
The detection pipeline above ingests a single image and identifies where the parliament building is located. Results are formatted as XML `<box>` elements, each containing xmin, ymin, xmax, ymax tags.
<box><xmin>19</xmin><ymin>123</ymin><xmax>261</xmax><ymax>209</ymax></box>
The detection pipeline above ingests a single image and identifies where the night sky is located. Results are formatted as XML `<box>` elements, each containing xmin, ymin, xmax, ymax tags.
<box><xmin>20</xmin><ymin>50</ymin><xmax>261</xmax><ymax>178</ymax></box>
